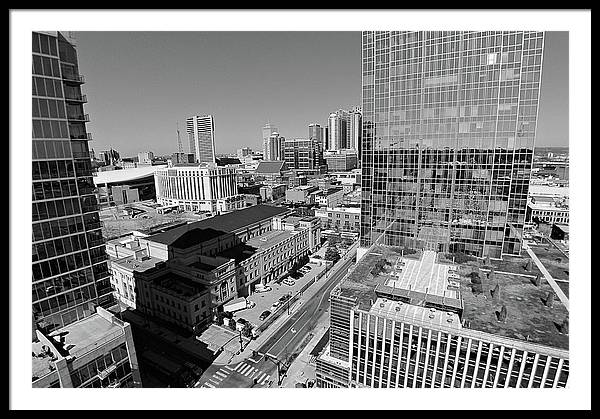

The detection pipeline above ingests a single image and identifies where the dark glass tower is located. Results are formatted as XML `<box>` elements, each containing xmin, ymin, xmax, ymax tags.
<box><xmin>32</xmin><ymin>31</ymin><xmax>113</xmax><ymax>334</ymax></box>
<box><xmin>360</xmin><ymin>31</ymin><xmax>545</xmax><ymax>258</ymax></box>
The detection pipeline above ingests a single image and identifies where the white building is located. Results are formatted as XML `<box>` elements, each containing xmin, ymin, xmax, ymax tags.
<box><xmin>154</xmin><ymin>163</ymin><xmax>245</xmax><ymax>214</ymax></box>
<box><xmin>137</xmin><ymin>151</ymin><xmax>154</xmax><ymax>165</ymax></box>
<box><xmin>187</xmin><ymin>114</ymin><xmax>216</xmax><ymax>164</ymax></box>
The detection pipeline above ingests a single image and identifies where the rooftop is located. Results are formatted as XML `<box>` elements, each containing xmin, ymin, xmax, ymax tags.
<box><xmin>340</xmin><ymin>246</ymin><xmax>569</xmax><ymax>351</ymax></box>
<box><xmin>147</xmin><ymin>205</ymin><xmax>289</xmax><ymax>246</ymax></box>
<box><xmin>112</xmin><ymin>255</ymin><xmax>162</xmax><ymax>272</ymax></box>
<box><xmin>33</xmin><ymin>309</ymin><xmax>126</xmax><ymax>381</ymax></box>
<box><xmin>256</xmin><ymin>161</ymin><xmax>287</xmax><ymax>174</ymax></box>
<box><xmin>170</xmin><ymin>227</ymin><xmax>228</xmax><ymax>249</ymax></box>
<box><xmin>188</xmin><ymin>255</ymin><xmax>232</xmax><ymax>272</ymax></box>
<box><xmin>246</xmin><ymin>229</ymin><xmax>295</xmax><ymax>250</ymax></box>
<box><xmin>93</xmin><ymin>164</ymin><xmax>167</xmax><ymax>186</ymax></box>
<box><xmin>154</xmin><ymin>271</ymin><xmax>207</xmax><ymax>297</ymax></box>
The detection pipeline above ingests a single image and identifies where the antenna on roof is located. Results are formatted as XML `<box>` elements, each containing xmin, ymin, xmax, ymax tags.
<box><xmin>176</xmin><ymin>122</ymin><xmax>184</xmax><ymax>154</ymax></box>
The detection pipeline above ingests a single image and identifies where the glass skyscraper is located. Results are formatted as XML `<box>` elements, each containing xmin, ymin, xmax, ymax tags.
<box><xmin>32</xmin><ymin>31</ymin><xmax>113</xmax><ymax>333</ymax></box>
<box><xmin>360</xmin><ymin>31</ymin><xmax>545</xmax><ymax>258</ymax></box>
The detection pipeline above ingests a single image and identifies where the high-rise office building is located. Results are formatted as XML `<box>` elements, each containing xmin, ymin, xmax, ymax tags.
<box><xmin>316</xmin><ymin>246</ymin><xmax>569</xmax><ymax>388</ymax></box>
<box><xmin>328</xmin><ymin>108</ymin><xmax>361</xmax><ymax>153</ymax></box>
<box><xmin>264</xmin><ymin>132</ymin><xmax>285</xmax><ymax>161</ymax></box>
<box><xmin>308</xmin><ymin>123</ymin><xmax>324</xmax><ymax>145</ymax></box>
<box><xmin>360</xmin><ymin>31</ymin><xmax>545</xmax><ymax>258</ymax></box>
<box><xmin>327</xmin><ymin>110</ymin><xmax>349</xmax><ymax>151</ymax></box>
<box><xmin>284</xmin><ymin>137</ymin><xmax>325</xmax><ymax>173</ymax></box>
<box><xmin>187</xmin><ymin>114</ymin><xmax>216</xmax><ymax>164</ymax></box>
<box><xmin>349</xmin><ymin>107</ymin><xmax>362</xmax><ymax>159</ymax></box>
<box><xmin>262</xmin><ymin>122</ymin><xmax>283</xmax><ymax>160</ymax></box>
<box><xmin>32</xmin><ymin>31</ymin><xmax>113</xmax><ymax>332</ymax></box>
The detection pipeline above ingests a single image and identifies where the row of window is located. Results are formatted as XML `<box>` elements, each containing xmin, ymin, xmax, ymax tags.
<box><xmin>33</xmin><ymin>266</ymin><xmax>94</xmax><ymax>301</ymax></box>
<box><xmin>32</xmin><ymin>159</ymin><xmax>75</xmax><ymax>179</ymax></box>
<box><xmin>32</xmin><ymin>178</ymin><xmax>79</xmax><ymax>201</ymax></box>
<box><xmin>33</xmin><ymin>76</ymin><xmax>64</xmax><ymax>99</ymax></box>
<box><xmin>32</xmin><ymin>118</ymin><xmax>70</xmax><ymax>139</ymax></box>
<box><xmin>32</xmin><ymin>283</ymin><xmax>97</xmax><ymax>318</ymax></box>
<box><xmin>32</xmin><ymin>232</ymin><xmax>88</xmax><ymax>262</ymax></box>
<box><xmin>32</xmin><ymin>214</ymin><xmax>87</xmax><ymax>242</ymax></box>
<box><xmin>32</xmin><ymin>197</ymin><xmax>83</xmax><ymax>222</ymax></box>
<box><xmin>32</xmin><ymin>54</ymin><xmax>61</xmax><ymax>78</ymax></box>
<box><xmin>70</xmin><ymin>343</ymin><xmax>130</xmax><ymax>388</ymax></box>
<box><xmin>32</xmin><ymin>32</ymin><xmax>59</xmax><ymax>57</ymax></box>
<box><xmin>33</xmin><ymin>249</ymin><xmax>91</xmax><ymax>280</ymax></box>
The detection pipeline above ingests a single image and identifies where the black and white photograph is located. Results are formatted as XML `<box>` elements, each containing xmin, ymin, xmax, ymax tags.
<box><xmin>9</xmin><ymin>9</ymin><xmax>590</xmax><ymax>411</ymax></box>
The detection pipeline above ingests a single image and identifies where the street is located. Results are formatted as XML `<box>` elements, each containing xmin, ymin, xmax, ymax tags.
<box><xmin>196</xmin><ymin>250</ymin><xmax>356</xmax><ymax>388</ymax></box>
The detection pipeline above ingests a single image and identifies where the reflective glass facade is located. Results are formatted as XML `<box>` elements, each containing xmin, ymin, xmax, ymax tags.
<box><xmin>32</xmin><ymin>32</ymin><xmax>113</xmax><ymax>333</ymax></box>
<box><xmin>360</xmin><ymin>31</ymin><xmax>545</xmax><ymax>258</ymax></box>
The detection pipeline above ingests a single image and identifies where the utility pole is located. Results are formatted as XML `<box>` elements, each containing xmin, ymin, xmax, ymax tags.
<box><xmin>265</xmin><ymin>354</ymin><xmax>286</xmax><ymax>386</ymax></box>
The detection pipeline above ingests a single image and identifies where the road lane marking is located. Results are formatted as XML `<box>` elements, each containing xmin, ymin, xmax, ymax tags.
<box><xmin>264</xmin><ymin>311</ymin><xmax>307</xmax><ymax>353</ymax></box>
<box><xmin>238</xmin><ymin>364</ymin><xmax>252</xmax><ymax>375</ymax></box>
<box><xmin>255</xmin><ymin>372</ymin><xmax>267</xmax><ymax>383</ymax></box>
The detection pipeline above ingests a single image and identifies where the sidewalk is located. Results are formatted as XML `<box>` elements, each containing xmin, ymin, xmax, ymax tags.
<box><xmin>280</xmin><ymin>311</ymin><xmax>330</xmax><ymax>388</ymax></box>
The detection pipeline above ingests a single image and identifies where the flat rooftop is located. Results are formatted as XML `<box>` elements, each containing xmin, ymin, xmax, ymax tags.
<box><xmin>112</xmin><ymin>255</ymin><xmax>162</xmax><ymax>272</ymax></box>
<box><xmin>154</xmin><ymin>271</ymin><xmax>207</xmax><ymax>297</ymax></box>
<box><xmin>48</xmin><ymin>312</ymin><xmax>124</xmax><ymax>359</ymax></box>
<box><xmin>341</xmin><ymin>246</ymin><xmax>569</xmax><ymax>351</ymax></box>
<box><xmin>147</xmin><ymin>204</ymin><xmax>289</xmax><ymax>245</ymax></box>
<box><xmin>246</xmin><ymin>230</ymin><xmax>294</xmax><ymax>250</ymax></box>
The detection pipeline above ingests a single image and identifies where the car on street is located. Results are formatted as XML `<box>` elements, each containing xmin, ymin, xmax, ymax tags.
<box><xmin>259</xmin><ymin>310</ymin><xmax>271</xmax><ymax>321</ymax></box>
<box><xmin>254</xmin><ymin>284</ymin><xmax>272</xmax><ymax>293</ymax></box>
<box><xmin>282</xmin><ymin>278</ymin><xmax>296</xmax><ymax>286</ymax></box>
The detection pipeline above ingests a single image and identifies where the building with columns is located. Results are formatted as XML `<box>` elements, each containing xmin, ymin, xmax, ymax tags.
<box><xmin>154</xmin><ymin>163</ymin><xmax>245</xmax><ymax>214</ymax></box>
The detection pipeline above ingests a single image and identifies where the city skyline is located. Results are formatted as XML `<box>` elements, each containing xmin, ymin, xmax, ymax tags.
<box><xmin>74</xmin><ymin>31</ymin><xmax>568</xmax><ymax>157</ymax></box>
<box><xmin>10</xmin><ymin>8</ymin><xmax>590</xmax><ymax>410</ymax></box>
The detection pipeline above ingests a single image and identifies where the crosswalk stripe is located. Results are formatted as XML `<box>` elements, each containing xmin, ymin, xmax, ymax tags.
<box><xmin>204</xmin><ymin>382</ymin><xmax>215</xmax><ymax>388</ymax></box>
<box><xmin>224</xmin><ymin>365</ymin><xmax>235</xmax><ymax>371</ymax></box>
<box><xmin>215</xmin><ymin>370</ymin><xmax>228</xmax><ymax>378</ymax></box>
<box><xmin>243</xmin><ymin>367</ymin><xmax>255</xmax><ymax>377</ymax></box>
<box><xmin>209</xmin><ymin>377</ymin><xmax>221</xmax><ymax>384</ymax></box>
<box><xmin>259</xmin><ymin>375</ymin><xmax>270</xmax><ymax>385</ymax></box>
<box><xmin>256</xmin><ymin>372</ymin><xmax>266</xmax><ymax>383</ymax></box>
<box><xmin>249</xmin><ymin>370</ymin><xmax>258</xmax><ymax>378</ymax></box>
<box><xmin>239</xmin><ymin>364</ymin><xmax>251</xmax><ymax>374</ymax></box>
<box><xmin>234</xmin><ymin>363</ymin><xmax>245</xmax><ymax>372</ymax></box>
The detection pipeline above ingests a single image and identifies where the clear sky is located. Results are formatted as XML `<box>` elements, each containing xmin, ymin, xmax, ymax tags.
<box><xmin>74</xmin><ymin>31</ymin><xmax>568</xmax><ymax>157</ymax></box>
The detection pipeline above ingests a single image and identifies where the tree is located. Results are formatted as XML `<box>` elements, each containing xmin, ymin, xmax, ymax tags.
<box><xmin>324</xmin><ymin>246</ymin><xmax>340</xmax><ymax>263</ymax></box>
<box><xmin>228</xmin><ymin>318</ymin><xmax>237</xmax><ymax>331</ymax></box>
<box><xmin>241</xmin><ymin>322</ymin><xmax>253</xmax><ymax>338</ymax></box>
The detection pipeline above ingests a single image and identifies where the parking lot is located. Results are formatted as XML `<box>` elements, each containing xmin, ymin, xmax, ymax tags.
<box><xmin>230</xmin><ymin>261</ymin><xmax>326</xmax><ymax>328</ymax></box>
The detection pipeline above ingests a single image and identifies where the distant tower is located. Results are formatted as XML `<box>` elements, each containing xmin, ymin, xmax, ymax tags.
<box><xmin>177</xmin><ymin>122</ymin><xmax>184</xmax><ymax>154</ymax></box>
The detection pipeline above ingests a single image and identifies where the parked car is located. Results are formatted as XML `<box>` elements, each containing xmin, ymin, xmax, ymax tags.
<box><xmin>271</xmin><ymin>301</ymin><xmax>282</xmax><ymax>311</ymax></box>
<box><xmin>282</xmin><ymin>278</ymin><xmax>296</xmax><ymax>286</ymax></box>
<box><xmin>303</xmin><ymin>265</ymin><xmax>312</xmax><ymax>270</ymax></box>
<box><xmin>279</xmin><ymin>294</ymin><xmax>291</xmax><ymax>302</ymax></box>
<box><xmin>254</xmin><ymin>284</ymin><xmax>272</xmax><ymax>293</ymax></box>
<box><xmin>259</xmin><ymin>310</ymin><xmax>271</xmax><ymax>321</ymax></box>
